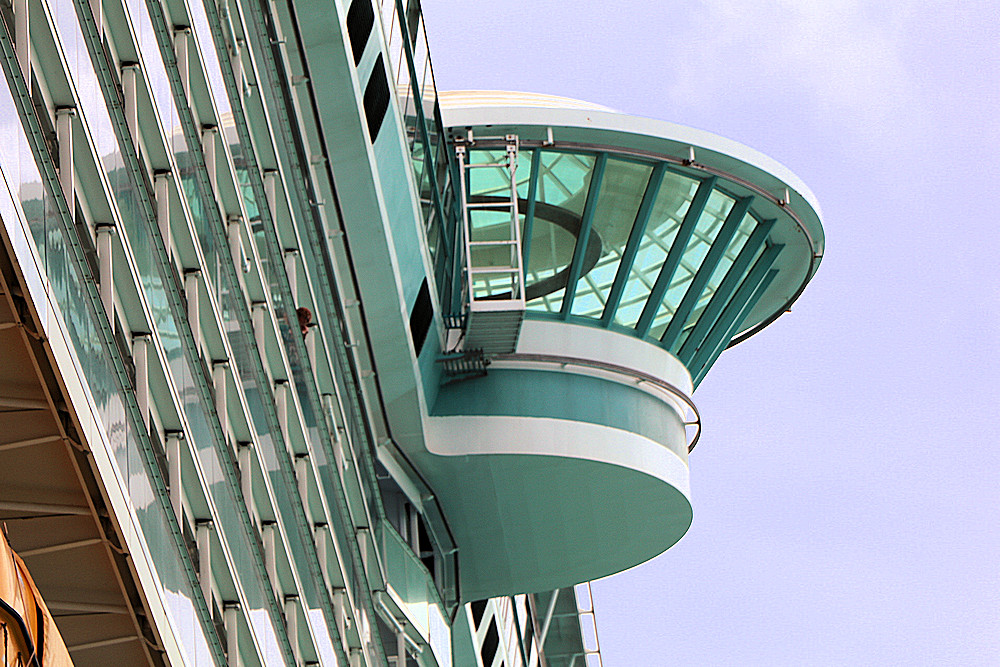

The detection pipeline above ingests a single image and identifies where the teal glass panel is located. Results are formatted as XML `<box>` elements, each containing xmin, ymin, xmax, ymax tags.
<box><xmin>614</xmin><ymin>170</ymin><xmax>699</xmax><ymax>328</ymax></box>
<box><xmin>570</xmin><ymin>158</ymin><xmax>653</xmax><ymax>318</ymax></box>
<box><xmin>525</xmin><ymin>151</ymin><xmax>596</xmax><ymax>313</ymax></box>
<box><xmin>647</xmin><ymin>189</ymin><xmax>736</xmax><ymax>339</ymax></box>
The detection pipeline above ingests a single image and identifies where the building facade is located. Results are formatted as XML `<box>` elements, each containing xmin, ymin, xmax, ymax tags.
<box><xmin>0</xmin><ymin>0</ymin><xmax>823</xmax><ymax>666</ymax></box>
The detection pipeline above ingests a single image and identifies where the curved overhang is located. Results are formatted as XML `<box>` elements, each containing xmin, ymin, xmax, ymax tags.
<box><xmin>440</xmin><ymin>91</ymin><xmax>825</xmax><ymax>382</ymax></box>
<box><xmin>420</xmin><ymin>320</ymin><xmax>695</xmax><ymax>600</ymax></box>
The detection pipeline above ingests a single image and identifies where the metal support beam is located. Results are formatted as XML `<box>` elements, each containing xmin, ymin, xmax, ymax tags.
<box><xmin>690</xmin><ymin>244</ymin><xmax>783</xmax><ymax>383</ymax></box>
<box><xmin>521</xmin><ymin>148</ymin><xmax>542</xmax><ymax>271</ymax></box>
<box><xmin>0</xmin><ymin>501</ymin><xmax>90</xmax><ymax>516</ymax></box>
<box><xmin>67</xmin><ymin>636</ymin><xmax>137</xmax><ymax>652</ymax></box>
<box><xmin>635</xmin><ymin>176</ymin><xmax>716</xmax><ymax>337</ymax></box>
<box><xmin>0</xmin><ymin>434</ymin><xmax>62</xmax><ymax>452</ymax></box>
<box><xmin>21</xmin><ymin>537</ymin><xmax>103</xmax><ymax>558</ymax></box>
<box><xmin>560</xmin><ymin>153</ymin><xmax>608</xmax><ymax>317</ymax></box>
<box><xmin>661</xmin><ymin>196</ymin><xmax>753</xmax><ymax>350</ymax></box>
<box><xmin>0</xmin><ymin>395</ymin><xmax>48</xmax><ymax>409</ymax></box>
<box><xmin>677</xmin><ymin>218</ymin><xmax>775</xmax><ymax>364</ymax></box>
<box><xmin>601</xmin><ymin>163</ymin><xmax>666</xmax><ymax>326</ymax></box>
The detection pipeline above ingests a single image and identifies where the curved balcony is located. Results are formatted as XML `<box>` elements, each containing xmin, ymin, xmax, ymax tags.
<box><xmin>358</xmin><ymin>91</ymin><xmax>824</xmax><ymax>603</ymax></box>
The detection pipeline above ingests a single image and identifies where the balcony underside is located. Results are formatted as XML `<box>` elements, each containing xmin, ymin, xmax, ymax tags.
<box><xmin>421</xmin><ymin>413</ymin><xmax>692</xmax><ymax>601</ymax></box>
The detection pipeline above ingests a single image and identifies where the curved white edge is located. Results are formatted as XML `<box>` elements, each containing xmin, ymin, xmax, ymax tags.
<box><xmin>439</xmin><ymin>91</ymin><xmax>824</xmax><ymax>229</ymax></box>
<box><xmin>515</xmin><ymin>319</ymin><xmax>694</xmax><ymax>394</ymax></box>
<box><xmin>425</xmin><ymin>414</ymin><xmax>692</xmax><ymax>498</ymax></box>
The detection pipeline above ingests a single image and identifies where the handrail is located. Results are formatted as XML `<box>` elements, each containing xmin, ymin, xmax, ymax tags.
<box><xmin>492</xmin><ymin>352</ymin><xmax>702</xmax><ymax>452</ymax></box>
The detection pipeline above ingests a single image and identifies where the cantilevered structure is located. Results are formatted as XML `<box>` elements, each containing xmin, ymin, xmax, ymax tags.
<box><xmin>0</xmin><ymin>1</ymin><xmax>823</xmax><ymax>666</ymax></box>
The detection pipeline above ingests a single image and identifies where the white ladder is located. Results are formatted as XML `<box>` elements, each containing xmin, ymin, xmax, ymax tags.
<box><xmin>454</xmin><ymin>133</ymin><xmax>525</xmax><ymax>355</ymax></box>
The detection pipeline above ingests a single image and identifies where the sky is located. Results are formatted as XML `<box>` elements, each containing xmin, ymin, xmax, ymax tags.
<box><xmin>421</xmin><ymin>1</ymin><xmax>1000</xmax><ymax>664</ymax></box>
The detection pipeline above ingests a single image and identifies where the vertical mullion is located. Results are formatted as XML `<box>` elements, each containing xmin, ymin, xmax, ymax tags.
<box><xmin>559</xmin><ymin>153</ymin><xmax>607</xmax><ymax>317</ymax></box>
<box><xmin>693</xmin><ymin>267</ymin><xmax>780</xmax><ymax>387</ymax></box>
<box><xmin>634</xmin><ymin>175</ymin><xmax>716</xmax><ymax>337</ymax></box>
<box><xmin>600</xmin><ymin>163</ymin><xmax>664</xmax><ymax>326</ymax></box>
<box><xmin>677</xmin><ymin>218</ymin><xmax>775</xmax><ymax>364</ymax></box>
<box><xmin>689</xmin><ymin>243</ymin><xmax>783</xmax><ymax>377</ymax></box>
<box><xmin>661</xmin><ymin>195</ymin><xmax>753</xmax><ymax>350</ymax></box>
<box><xmin>521</xmin><ymin>149</ymin><xmax>542</xmax><ymax>271</ymax></box>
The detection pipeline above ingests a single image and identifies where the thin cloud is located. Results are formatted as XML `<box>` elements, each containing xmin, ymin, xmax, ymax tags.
<box><xmin>664</xmin><ymin>0</ymin><xmax>928</xmax><ymax>149</ymax></box>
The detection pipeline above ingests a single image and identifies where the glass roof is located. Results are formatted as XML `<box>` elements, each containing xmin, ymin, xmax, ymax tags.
<box><xmin>461</xmin><ymin>146</ymin><xmax>785</xmax><ymax>383</ymax></box>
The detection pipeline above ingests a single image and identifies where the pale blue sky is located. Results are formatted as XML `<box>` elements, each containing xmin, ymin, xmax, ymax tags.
<box><xmin>422</xmin><ymin>1</ymin><xmax>1000</xmax><ymax>664</ymax></box>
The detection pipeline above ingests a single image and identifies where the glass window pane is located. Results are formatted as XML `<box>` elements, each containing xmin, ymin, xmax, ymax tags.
<box><xmin>613</xmin><ymin>170</ymin><xmax>699</xmax><ymax>328</ymax></box>
<box><xmin>648</xmin><ymin>189</ymin><xmax>736</xmax><ymax>339</ymax></box>
<box><xmin>525</xmin><ymin>151</ymin><xmax>596</xmax><ymax>313</ymax></box>
<box><xmin>571</xmin><ymin>158</ymin><xmax>653</xmax><ymax>318</ymax></box>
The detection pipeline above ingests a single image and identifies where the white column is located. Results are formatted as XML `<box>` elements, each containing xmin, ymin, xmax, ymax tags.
<box><xmin>264</xmin><ymin>170</ymin><xmax>278</xmax><ymax>222</ymax></box>
<box><xmin>155</xmin><ymin>172</ymin><xmax>171</xmax><ymax>253</ymax></box>
<box><xmin>251</xmin><ymin>302</ymin><xmax>270</xmax><ymax>383</ymax></box>
<box><xmin>228</xmin><ymin>216</ymin><xmax>244</xmax><ymax>274</ymax></box>
<box><xmin>274</xmin><ymin>380</ymin><xmax>288</xmax><ymax>442</ymax></box>
<box><xmin>56</xmin><ymin>108</ymin><xmax>76</xmax><ymax>213</ymax></box>
<box><xmin>295</xmin><ymin>455</ymin><xmax>311</xmax><ymax>526</ymax></box>
<box><xmin>331</xmin><ymin>588</ymin><xmax>348</xmax><ymax>651</ymax></box>
<box><xmin>224</xmin><ymin>603</ymin><xmax>242</xmax><ymax>667</ymax></box>
<box><xmin>133</xmin><ymin>334</ymin><xmax>150</xmax><ymax>428</ymax></box>
<box><xmin>174</xmin><ymin>28</ymin><xmax>191</xmax><ymax>101</ymax></box>
<box><xmin>262</xmin><ymin>521</ymin><xmax>279</xmax><ymax>600</ymax></box>
<box><xmin>96</xmin><ymin>224</ymin><xmax>115</xmax><ymax>319</ymax></box>
<box><xmin>212</xmin><ymin>360</ymin><xmax>229</xmax><ymax>445</ymax></box>
<box><xmin>185</xmin><ymin>270</ymin><xmax>202</xmax><ymax>352</ymax></box>
<box><xmin>121</xmin><ymin>64</ymin><xmax>139</xmax><ymax>146</ymax></box>
<box><xmin>165</xmin><ymin>432</ymin><xmax>184</xmax><ymax>521</ymax></box>
<box><xmin>397</xmin><ymin>625</ymin><xmax>406</xmax><ymax>667</ymax></box>
<box><xmin>202</xmin><ymin>126</ymin><xmax>218</xmax><ymax>200</ymax></box>
<box><xmin>196</xmin><ymin>520</ymin><xmax>213</xmax><ymax>605</ymax></box>
<box><xmin>13</xmin><ymin>0</ymin><xmax>28</xmax><ymax>86</ymax></box>
<box><xmin>284</xmin><ymin>249</ymin><xmax>299</xmax><ymax>303</ymax></box>
<box><xmin>284</xmin><ymin>596</ymin><xmax>301</xmax><ymax>665</ymax></box>
<box><xmin>238</xmin><ymin>442</ymin><xmax>254</xmax><ymax>510</ymax></box>
<box><xmin>314</xmin><ymin>524</ymin><xmax>329</xmax><ymax>588</ymax></box>
<box><xmin>305</xmin><ymin>323</ymin><xmax>317</xmax><ymax>379</ymax></box>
